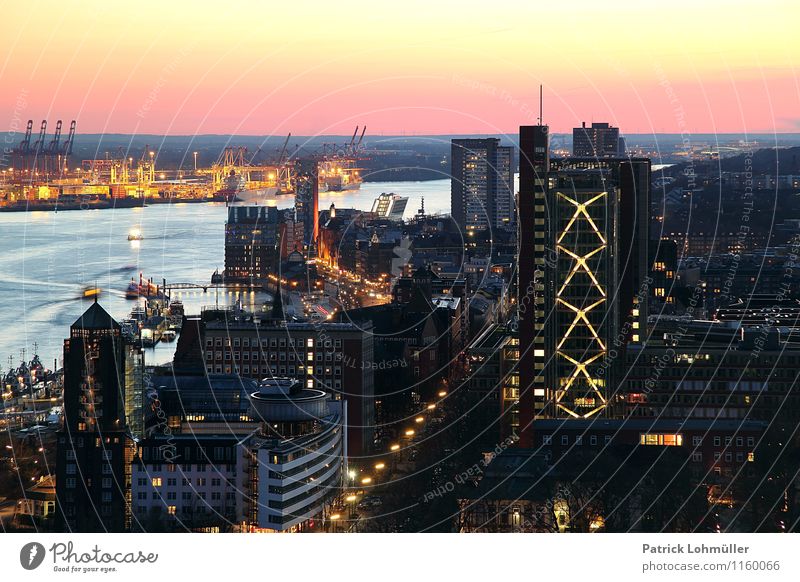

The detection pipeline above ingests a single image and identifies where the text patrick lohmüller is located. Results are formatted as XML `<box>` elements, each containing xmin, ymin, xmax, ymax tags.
<box><xmin>643</xmin><ymin>543</ymin><xmax>749</xmax><ymax>555</ymax></box>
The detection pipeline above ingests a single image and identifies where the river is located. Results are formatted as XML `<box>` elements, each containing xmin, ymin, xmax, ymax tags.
<box><xmin>0</xmin><ymin>179</ymin><xmax>450</xmax><ymax>370</ymax></box>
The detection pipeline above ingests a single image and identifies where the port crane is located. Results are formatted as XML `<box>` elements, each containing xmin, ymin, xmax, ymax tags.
<box><xmin>10</xmin><ymin>119</ymin><xmax>76</xmax><ymax>180</ymax></box>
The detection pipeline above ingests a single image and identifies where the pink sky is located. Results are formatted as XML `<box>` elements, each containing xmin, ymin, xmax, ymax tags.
<box><xmin>1</xmin><ymin>1</ymin><xmax>797</xmax><ymax>136</ymax></box>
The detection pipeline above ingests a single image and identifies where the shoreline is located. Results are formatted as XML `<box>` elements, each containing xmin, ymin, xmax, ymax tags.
<box><xmin>0</xmin><ymin>197</ymin><xmax>225</xmax><ymax>213</ymax></box>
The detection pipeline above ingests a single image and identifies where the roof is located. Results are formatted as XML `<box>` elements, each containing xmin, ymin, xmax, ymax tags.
<box><xmin>71</xmin><ymin>302</ymin><xmax>120</xmax><ymax>330</ymax></box>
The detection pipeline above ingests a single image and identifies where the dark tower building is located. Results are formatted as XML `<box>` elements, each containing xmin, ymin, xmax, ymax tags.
<box><xmin>517</xmin><ymin>126</ymin><xmax>650</xmax><ymax>445</ymax></box>
<box><xmin>294</xmin><ymin>158</ymin><xmax>319</xmax><ymax>249</ymax></box>
<box><xmin>224</xmin><ymin>204</ymin><xmax>280</xmax><ymax>284</ymax></box>
<box><xmin>572</xmin><ymin>122</ymin><xmax>622</xmax><ymax>158</ymax></box>
<box><xmin>517</xmin><ymin>125</ymin><xmax>550</xmax><ymax>445</ymax></box>
<box><xmin>56</xmin><ymin>302</ymin><xmax>138</xmax><ymax>532</ymax></box>
<box><xmin>451</xmin><ymin>138</ymin><xmax>515</xmax><ymax>234</ymax></box>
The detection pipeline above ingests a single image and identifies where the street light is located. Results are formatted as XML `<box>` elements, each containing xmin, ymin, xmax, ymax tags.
<box><xmin>374</xmin><ymin>462</ymin><xmax>385</xmax><ymax>470</ymax></box>
<box><xmin>390</xmin><ymin>444</ymin><xmax>400</xmax><ymax>451</ymax></box>
<box><xmin>345</xmin><ymin>495</ymin><xmax>357</xmax><ymax>502</ymax></box>
<box><xmin>438</xmin><ymin>390</ymin><xmax>447</xmax><ymax>397</ymax></box>
<box><xmin>405</xmin><ymin>429</ymin><xmax>415</xmax><ymax>437</ymax></box>
<box><xmin>361</xmin><ymin>477</ymin><xmax>372</xmax><ymax>485</ymax></box>
<box><xmin>427</xmin><ymin>404</ymin><xmax>436</xmax><ymax>410</ymax></box>
<box><xmin>415</xmin><ymin>416</ymin><xmax>424</xmax><ymax>423</ymax></box>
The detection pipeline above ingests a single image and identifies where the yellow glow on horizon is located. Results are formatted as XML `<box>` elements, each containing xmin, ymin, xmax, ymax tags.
<box><xmin>0</xmin><ymin>0</ymin><xmax>795</xmax><ymax>134</ymax></box>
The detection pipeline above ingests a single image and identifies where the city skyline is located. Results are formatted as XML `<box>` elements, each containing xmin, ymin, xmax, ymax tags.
<box><xmin>1</xmin><ymin>0</ymin><xmax>797</xmax><ymax>136</ymax></box>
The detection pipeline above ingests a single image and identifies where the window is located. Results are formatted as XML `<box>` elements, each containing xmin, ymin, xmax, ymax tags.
<box><xmin>575</xmin><ymin>435</ymin><xmax>582</xmax><ymax>446</ymax></box>
<box><xmin>152</xmin><ymin>477</ymin><xmax>162</xmax><ymax>487</ymax></box>
<box><xmin>639</xmin><ymin>433</ymin><xmax>683</xmax><ymax>446</ymax></box>
<box><xmin>168</xmin><ymin>506</ymin><xmax>176</xmax><ymax>515</ymax></box>
<box><xmin>561</xmin><ymin>435</ymin><xmax>569</xmax><ymax>445</ymax></box>
<box><xmin>543</xmin><ymin>435</ymin><xmax>552</xmax><ymax>445</ymax></box>
<box><xmin>713</xmin><ymin>437</ymin><xmax>721</xmax><ymax>446</ymax></box>
<box><xmin>692</xmin><ymin>436</ymin><xmax>702</xmax><ymax>446</ymax></box>
<box><xmin>590</xmin><ymin>435</ymin><xmax>597</xmax><ymax>446</ymax></box>
<box><xmin>692</xmin><ymin>452</ymin><xmax>702</xmax><ymax>462</ymax></box>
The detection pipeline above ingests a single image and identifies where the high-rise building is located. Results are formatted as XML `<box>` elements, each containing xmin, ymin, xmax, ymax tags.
<box><xmin>517</xmin><ymin>124</ymin><xmax>650</xmax><ymax>444</ymax></box>
<box><xmin>572</xmin><ymin>122</ymin><xmax>622</xmax><ymax>158</ymax></box>
<box><xmin>224</xmin><ymin>203</ymin><xmax>280</xmax><ymax>283</ymax></box>
<box><xmin>451</xmin><ymin>138</ymin><xmax>514</xmax><ymax>233</ymax></box>
<box><xmin>294</xmin><ymin>158</ymin><xmax>319</xmax><ymax>248</ymax></box>
<box><xmin>56</xmin><ymin>302</ymin><xmax>140</xmax><ymax>532</ymax></box>
<box><xmin>517</xmin><ymin>125</ymin><xmax>550</xmax><ymax>444</ymax></box>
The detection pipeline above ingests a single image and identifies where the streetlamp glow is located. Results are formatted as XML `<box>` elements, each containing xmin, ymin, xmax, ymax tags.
<box><xmin>361</xmin><ymin>477</ymin><xmax>372</xmax><ymax>485</ymax></box>
<box><xmin>390</xmin><ymin>444</ymin><xmax>400</xmax><ymax>451</ymax></box>
<box><xmin>374</xmin><ymin>462</ymin><xmax>385</xmax><ymax>470</ymax></box>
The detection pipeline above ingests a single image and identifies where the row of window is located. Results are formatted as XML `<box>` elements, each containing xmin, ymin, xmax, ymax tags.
<box><xmin>541</xmin><ymin>433</ymin><xmax>757</xmax><ymax>448</ymax></box>
<box><xmin>207</xmin><ymin>337</ymin><xmax>342</xmax><ymax>348</ymax></box>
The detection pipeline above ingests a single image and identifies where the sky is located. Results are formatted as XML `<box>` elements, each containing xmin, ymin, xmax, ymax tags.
<box><xmin>0</xmin><ymin>0</ymin><xmax>797</xmax><ymax>136</ymax></box>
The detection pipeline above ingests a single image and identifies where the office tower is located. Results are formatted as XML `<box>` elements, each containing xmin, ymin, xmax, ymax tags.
<box><xmin>224</xmin><ymin>203</ymin><xmax>280</xmax><ymax>283</ymax></box>
<box><xmin>451</xmin><ymin>138</ymin><xmax>515</xmax><ymax>233</ymax></box>
<box><xmin>56</xmin><ymin>302</ymin><xmax>136</xmax><ymax>532</ymax></box>
<box><xmin>517</xmin><ymin>126</ymin><xmax>650</xmax><ymax>443</ymax></box>
<box><xmin>572</xmin><ymin>122</ymin><xmax>622</xmax><ymax>158</ymax></box>
<box><xmin>294</xmin><ymin>158</ymin><xmax>319</xmax><ymax>248</ymax></box>
<box><xmin>543</xmin><ymin>169</ymin><xmax>619</xmax><ymax>420</ymax></box>
<box><xmin>517</xmin><ymin>125</ymin><xmax>550</xmax><ymax>445</ymax></box>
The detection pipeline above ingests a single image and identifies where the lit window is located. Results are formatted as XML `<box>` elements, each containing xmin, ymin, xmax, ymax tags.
<box><xmin>639</xmin><ymin>433</ymin><xmax>683</xmax><ymax>446</ymax></box>
<box><xmin>152</xmin><ymin>478</ymin><xmax>162</xmax><ymax>487</ymax></box>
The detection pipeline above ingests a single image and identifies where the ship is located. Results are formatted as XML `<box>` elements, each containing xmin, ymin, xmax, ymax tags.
<box><xmin>216</xmin><ymin>172</ymin><xmax>289</xmax><ymax>203</ymax></box>
<box><xmin>318</xmin><ymin>159</ymin><xmax>363</xmax><ymax>192</ymax></box>
<box><xmin>127</xmin><ymin>227</ymin><xmax>143</xmax><ymax>241</ymax></box>
<box><xmin>125</xmin><ymin>275</ymin><xmax>166</xmax><ymax>300</ymax></box>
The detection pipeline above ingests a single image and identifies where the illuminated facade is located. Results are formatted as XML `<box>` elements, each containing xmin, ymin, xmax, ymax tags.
<box><xmin>545</xmin><ymin>171</ymin><xmax>618</xmax><ymax>418</ymax></box>
<box><xmin>451</xmin><ymin>138</ymin><xmax>515</xmax><ymax>233</ymax></box>
<box><xmin>518</xmin><ymin>124</ymin><xmax>650</xmax><ymax>440</ymax></box>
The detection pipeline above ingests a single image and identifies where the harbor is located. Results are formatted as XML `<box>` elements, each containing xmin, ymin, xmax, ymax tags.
<box><xmin>0</xmin><ymin>178</ymin><xmax>450</xmax><ymax>369</ymax></box>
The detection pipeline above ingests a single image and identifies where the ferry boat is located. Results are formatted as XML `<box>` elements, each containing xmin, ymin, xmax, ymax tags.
<box><xmin>127</xmin><ymin>227</ymin><xmax>144</xmax><ymax>241</ymax></box>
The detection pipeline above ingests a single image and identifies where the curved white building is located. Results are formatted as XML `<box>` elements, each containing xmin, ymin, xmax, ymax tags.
<box><xmin>249</xmin><ymin>378</ymin><xmax>345</xmax><ymax>532</ymax></box>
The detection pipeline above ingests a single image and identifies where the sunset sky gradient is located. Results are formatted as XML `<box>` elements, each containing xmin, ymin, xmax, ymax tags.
<box><xmin>1</xmin><ymin>0</ymin><xmax>797</xmax><ymax>136</ymax></box>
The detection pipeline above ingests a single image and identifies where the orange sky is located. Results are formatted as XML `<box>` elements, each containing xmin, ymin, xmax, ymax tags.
<box><xmin>1</xmin><ymin>0</ymin><xmax>797</xmax><ymax>136</ymax></box>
